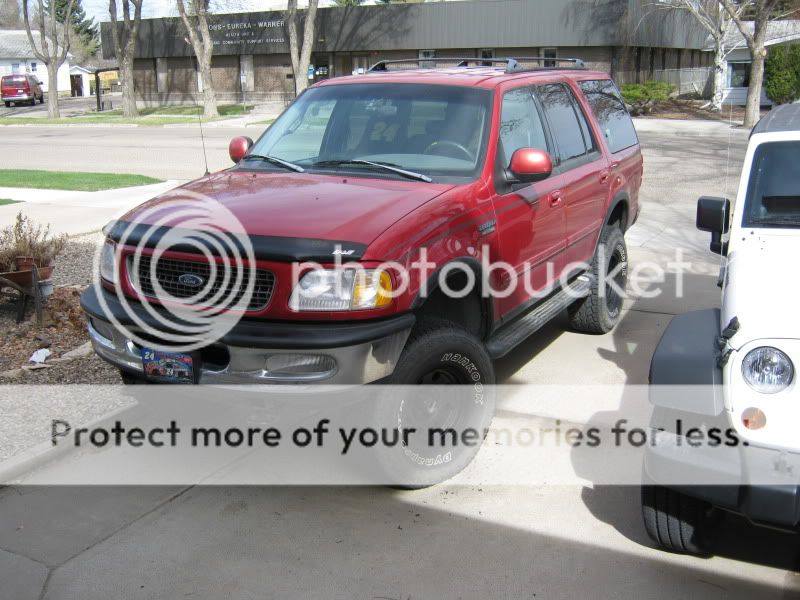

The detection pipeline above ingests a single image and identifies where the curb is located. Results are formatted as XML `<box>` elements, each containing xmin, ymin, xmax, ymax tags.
<box><xmin>0</xmin><ymin>402</ymin><xmax>134</xmax><ymax>484</ymax></box>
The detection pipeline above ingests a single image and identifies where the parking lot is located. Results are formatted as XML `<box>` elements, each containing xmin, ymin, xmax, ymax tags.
<box><xmin>2</xmin><ymin>118</ymin><xmax>798</xmax><ymax>600</ymax></box>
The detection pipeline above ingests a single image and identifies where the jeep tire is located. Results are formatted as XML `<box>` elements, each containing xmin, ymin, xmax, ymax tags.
<box><xmin>376</xmin><ymin>319</ymin><xmax>496</xmax><ymax>487</ymax></box>
<box><xmin>641</xmin><ymin>484</ymin><xmax>715</xmax><ymax>556</ymax></box>
<box><xmin>569</xmin><ymin>224</ymin><xmax>628</xmax><ymax>334</ymax></box>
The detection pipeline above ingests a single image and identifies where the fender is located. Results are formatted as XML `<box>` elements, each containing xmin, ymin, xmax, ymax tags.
<box><xmin>591</xmin><ymin>192</ymin><xmax>630</xmax><ymax>256</ymax></box>
<box><xmin>410</xmin><ymin>256</ymin><xmax>495</xmax><ymax>338</ymax></box>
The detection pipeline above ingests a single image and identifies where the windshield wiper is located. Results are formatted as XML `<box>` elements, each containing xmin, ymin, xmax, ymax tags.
<box><xmin>242</xmin><ymin>154</ymin><xmax>304</xmax><ymax>173</ymax></box>
<box><xmin>310</xmin><ymin>159</ymin><xmax>432</xmax><ymax>183</ymax></box>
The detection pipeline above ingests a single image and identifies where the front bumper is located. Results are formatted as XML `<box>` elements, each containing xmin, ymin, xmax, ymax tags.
<box><xmin>81</xmin><ymin>284</ymin><xmax>414</xmax><ymax>385</ymax></box>
<box><xmin>646</xmin><ymin>309</ymin><xmax>800</xmax><ymax>531</ymax></box>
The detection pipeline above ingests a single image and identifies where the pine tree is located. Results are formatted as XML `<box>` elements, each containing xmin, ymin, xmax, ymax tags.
<box><xmin>764</xmin><ymin>45</ymin><xmax>799</xmax><ymax>104</ymax></box>
<box><xmin>49</xmin><ymin>0</ymin><xmax>97</xmax><ymax>51</ymax></box>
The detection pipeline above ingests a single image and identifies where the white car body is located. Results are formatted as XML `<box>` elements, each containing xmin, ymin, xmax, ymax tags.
<box><xmin>720</xmin><ymin>128</ymin><xmax>800</xmax><ymax>450</ymax></box>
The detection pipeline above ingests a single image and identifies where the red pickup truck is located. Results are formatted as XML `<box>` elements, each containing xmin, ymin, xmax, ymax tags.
<box><xmin>82</xmin><ymin>57</ymin><xmax>642</xmax><ymax>390</ymax></box>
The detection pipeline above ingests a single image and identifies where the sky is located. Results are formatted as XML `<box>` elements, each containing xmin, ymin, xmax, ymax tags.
<box><xmin>82</xmin><ymin>1</ymin><xmax>330</xmax><ymax>24</ymax></box>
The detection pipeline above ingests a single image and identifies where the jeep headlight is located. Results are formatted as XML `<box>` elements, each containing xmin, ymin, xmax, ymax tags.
<box><xmin>289</xmin><ymin>269</ymin><xmax>392</xmax><ymax>311</ymax></box>
<box><xmin>742</xmin><ymin>347</ymin><xmax>794</xmax><ymax>394</ymax></box>
<box><xmin>99</xmin><ymin>240</ymin><xmax>117</xmax><ymax>284</ymax></box>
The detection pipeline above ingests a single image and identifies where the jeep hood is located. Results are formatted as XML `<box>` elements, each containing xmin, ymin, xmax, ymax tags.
<box><xmin>723</xmin><ymin>233</ymin><xmax>800</xmax><ymax>346</ymax></box>
<box><xmin>119</xmin><ymin>171</ymin><xmax>453</xmax><ymax>246</ymax></box>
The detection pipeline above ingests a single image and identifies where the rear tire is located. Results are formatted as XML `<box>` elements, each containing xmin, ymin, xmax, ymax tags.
<box><xmin>641</xmin><ymin>484</ymin><xmax>716</xmax><ymax>556</ymax></box>
<box><xmin>376</xmin><ymin>318</ymin><xmax>496</xmax><ymax>487</ymax></box>
<box><xmin>3</xmin><ymin>101</ymin><xmax>9</xmax><ymax>108</ymax></box>
<box><xmin>569</xmin><ymin>224</ymin><xmax>628</xmax><ymax>334</ymax></box>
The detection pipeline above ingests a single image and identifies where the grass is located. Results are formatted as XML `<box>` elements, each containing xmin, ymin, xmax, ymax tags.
<box><xmin>0</xmin><ymin>170</ymin><xmax>162</xmax><ymax>192</ymax></box>
<box><xmin>0</xmin><ymin>198</ymin><xmax>21</xmax><ymax>206</ymax></box>
<box><xmin>0</xmin><ymin>104</ymin><xmax>254</xmax><ymax>127</ymax></box>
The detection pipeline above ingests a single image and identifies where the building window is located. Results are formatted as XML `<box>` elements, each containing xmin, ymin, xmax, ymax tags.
<box><xmin>11</xmin><ymin>63</ymin><xmax>20</xmax><ymax>74</ymax></box>
<box><xmin>30</xmin><ymin>62</ymin><xmax>37</xmax><ymax>72</ymax></box>
<box><xmin>542</xmin><ymin>48</ymin><xmax>557</xmax><ymax>68</ymax></box>
<box><xmin>419</xmin><ymin>50</ymin><xmax>435</xmax><ymax>69</ymax></box>
<box><xmin>479</xmin><ymin>48</ymin><xmax>495</xmax><ymax>66</ymax></box>
<box><xmin>728</xmin><ymin>62</ymin><xmax>750</xmax><ymax>88</ymax></box>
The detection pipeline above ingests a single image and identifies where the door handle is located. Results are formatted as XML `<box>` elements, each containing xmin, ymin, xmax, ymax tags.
<box><xmin>549</xmin><ymin>190</ymin><xmax>563</xmax><ymax>207</ymax></box>
<box><xmin>599</xmin><ymin>171</ymin><xmax>610</xmax><ymax>184</ymax></box>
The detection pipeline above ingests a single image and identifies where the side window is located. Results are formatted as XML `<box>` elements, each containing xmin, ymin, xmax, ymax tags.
<box><xmin>578</xmin><ymin>79</ymin><xmax>639</xmax><ymax>154</ymax></box>
<box><xmin>498</xmin><ymin>87</ymin><xmax>548</xmax><ymax>163</ymax></box>
<box><xmin>535</xmin><ymin>83</ymin><xmax>593</xmax><ymax>162</ymax></box>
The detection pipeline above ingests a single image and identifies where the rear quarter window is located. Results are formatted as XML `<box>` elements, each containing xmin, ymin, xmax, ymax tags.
<box><xmin>578</xmin><ymin>80</ymin><xmax>639</xmax><ymax>154</ymax></box>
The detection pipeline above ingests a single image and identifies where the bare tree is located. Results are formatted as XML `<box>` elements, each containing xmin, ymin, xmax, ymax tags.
<box><xmin>286</xmin><ymin>0</ymin><xmax>319</xmax><ymax>96</ymax></box>
<box><xmin>720</xmin><ymin>0</ymin><xmax>782</xmax><ymax>127</ymax></box>
<box><xmin>654</xmin><ymin>1</ymin><xmax>745</xmax><ymax>110</ymax></box>
<box><xmin>176</xmin><ymin>0</ymin><xmax>218</xmax><ymax>118</ymax></box>
<box><xmin>21</xmin><ymin>0</ymin><xmax>74</xmax><ymax>118</ymax></box>
<box><xmin>108</xmin><ymin>0</ymin><xmax>142</xmax><ymax>118</ymax></box>
<box><xmin>0</xmin><ymin>0</ymin><xmax>24</xmax><ymax>28</ymax></box>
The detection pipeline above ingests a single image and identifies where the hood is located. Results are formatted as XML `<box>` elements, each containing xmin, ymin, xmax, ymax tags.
<box><xmin>120</xmin><ymin>171</ymin><xmax>453</xmax><ymax>246</ymax></box>
<box><xmin>723</xmin><ymin>233</ymin><xmax>800</xmax><ymax>346</ymax></box>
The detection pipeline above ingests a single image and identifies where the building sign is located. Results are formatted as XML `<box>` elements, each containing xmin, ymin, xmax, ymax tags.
<box><xmin>206</xmin><ymin>15</ymin><xmax>286</xmax><ymax>52</ymax></box>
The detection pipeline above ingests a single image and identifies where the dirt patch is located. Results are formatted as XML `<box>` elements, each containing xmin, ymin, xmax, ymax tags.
<box><xmin>637</xmin><ymin>99</ymin><xmax>770</xmax><ymax>123</ymax></box>
<box><xmin>0</xmin><ymin>286</ymin><xmax>90</xmax><ymax>373</ymax></box>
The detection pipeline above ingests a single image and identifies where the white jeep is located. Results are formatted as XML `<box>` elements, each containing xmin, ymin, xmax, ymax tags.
<box><xmin>642</xmin><ymin>103</ymin><xmax>800</xmax><ymax>555</ymax></box>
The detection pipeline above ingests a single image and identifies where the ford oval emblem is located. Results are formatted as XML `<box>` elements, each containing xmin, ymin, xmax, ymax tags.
<box><xmin>178</xmin><ymin>273</ymin><xmax>205</xmax><ymax>288</ymax></box>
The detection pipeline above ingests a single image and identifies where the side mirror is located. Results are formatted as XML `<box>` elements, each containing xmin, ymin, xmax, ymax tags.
<box><xmin>229</xmin><ymin>136</ymin><xmax>254</xmax><ymax>164</ymax></box>
<box><xmin>696</xmin><ymin>196</ymin><xmax>731</xmax><ymax>255</ymax></box>
<box><xmin>508</xmin><ymin>148</ymin><xmax>553</xmax><ymax>183</ymax></box>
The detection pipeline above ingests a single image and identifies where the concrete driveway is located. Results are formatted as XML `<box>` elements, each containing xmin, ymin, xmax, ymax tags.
<box><xmin>0</xmin><ymin>94</ymin><xmax>118</xmax><ymax>117</ymax></box>
<box><xmin>2</xmin><ymin>119</ymin><xmax>799</xmax><ymax>600</ymax></box>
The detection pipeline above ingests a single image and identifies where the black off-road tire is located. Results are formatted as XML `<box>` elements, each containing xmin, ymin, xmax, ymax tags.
<box><xmin>641</xmin><ymin>484</ymin><xmax>715</xmax><ymax>556</ymax></box>
<box><xmin>569</xmin><ymin>225</ymin><xmax>628</xmax><ymax>334</ymax></box>
<box><xmin>375</xmin><ymin>318</ymin><xmax>496</xmax><ymax>487</ymax></box>
<box><xmin>3</xmin><ymin>101</ymin><xmax>9</xmax><ymax>108</ymax></box>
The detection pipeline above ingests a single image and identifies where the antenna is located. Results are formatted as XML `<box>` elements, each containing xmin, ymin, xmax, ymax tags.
<box><xmin>197</xmin><ymin>108</ymin><xmax>210</xmax><ymax>176</ymax></box>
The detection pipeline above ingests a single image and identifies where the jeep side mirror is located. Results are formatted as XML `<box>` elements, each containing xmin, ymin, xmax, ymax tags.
<box><xmin>229</xmin><ymin>136</ymin><xmax>253</xmax><ymax>164</ymax></box>
<box><xmin>508</xmin><ymin>148</ymin><xmax>553</xmax><ymax>183</ymax></box>
<box><xmin>696</xmin><ymin>196</ymin><xmax>730</xmax><ymax>255</ymax></box>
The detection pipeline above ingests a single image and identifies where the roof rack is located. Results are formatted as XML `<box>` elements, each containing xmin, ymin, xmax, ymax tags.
<box><xmin>367</xmin><ymin>57</ymin><xmax>586</xmax><ymax>74</ymax></box>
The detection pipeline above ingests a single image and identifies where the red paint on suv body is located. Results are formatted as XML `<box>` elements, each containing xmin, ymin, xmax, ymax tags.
<box><xmin>111</xmin><ymin>68</ymin><xmax>642</xmax><ymax>329</ymax></box>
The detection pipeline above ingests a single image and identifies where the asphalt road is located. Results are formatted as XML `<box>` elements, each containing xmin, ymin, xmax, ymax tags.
<box><xmin>0</xmin><ymin>122</ymin><xmax>259</xmax><ymax>180</ymax></box>
<box><xmin>2</xmin><ymin>119</ymin><xmax>797</xmax><ymax>600</ymax></box>
<box><xmin>0</xmin><ymin>94</ymin><xmax>119</xmax><ymax>117</ymax></box>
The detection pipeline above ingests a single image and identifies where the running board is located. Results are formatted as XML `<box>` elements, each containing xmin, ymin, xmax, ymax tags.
<box><xmin>486</xmin><ymin>276</ymin><xmax>593</xmax><ymax>359</ymax></box>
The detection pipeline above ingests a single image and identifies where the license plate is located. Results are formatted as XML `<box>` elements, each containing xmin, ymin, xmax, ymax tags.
<box><xmin>141</xmin><ymin>348</ymin><xmax>194</xmax><ymax>383</ymax></box>
<box><xmin>16</xmin><ymin>89</ymin><xmax>23</xmax><ymax>94</ymax></box>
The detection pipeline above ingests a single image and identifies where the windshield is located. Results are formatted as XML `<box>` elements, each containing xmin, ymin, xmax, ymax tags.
<box><xmin>743</xmin><ymin>141</ymin><xmax>800</xmax><ymax>228</ymax></box>
<box><xmin>246</xmin><ymin>83</ymin><xmax>493</xmax><ymax>182</ymax></box>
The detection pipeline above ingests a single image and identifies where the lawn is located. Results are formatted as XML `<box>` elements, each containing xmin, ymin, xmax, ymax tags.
<box><xmin>0</xmin><ymin>104</ymin><xmax>254</xmax><ymax>127</ymax></box>
<box><xmin>0</xmin><ymin>170</ymin><xmax>162</xmax><ymax>192</ymax></box>
<box><xmin>0</xmin><ymin>198</ymin><xmax>21</xmax><ymax>206</ymax></box>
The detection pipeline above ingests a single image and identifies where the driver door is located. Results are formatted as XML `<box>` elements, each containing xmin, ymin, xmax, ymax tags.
<box><xmin>491</xmin><ymin>86</ymin><xmax>566</xmax><ymax>319</ymax></box>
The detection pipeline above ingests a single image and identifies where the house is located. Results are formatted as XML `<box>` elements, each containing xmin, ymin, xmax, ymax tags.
<box><xmin>0</xmin><ymin>29</ymin><xmax>73</xmax><ymax>96</ymax></box>
<box><xmin>720</xmin><ymin>20</ymin><xmax>800</xmax><ymax>106</ymax></box>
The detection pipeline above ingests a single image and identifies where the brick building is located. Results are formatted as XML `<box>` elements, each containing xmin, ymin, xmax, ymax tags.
<box><xmin>100</xmin><ymin>0</ymin><xmax>713</xmax><ymax>108</ymax></box>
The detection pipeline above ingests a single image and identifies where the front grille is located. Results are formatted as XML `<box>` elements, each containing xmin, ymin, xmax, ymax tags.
<box><xmin>130</xmin><ymin>255</ymin><xmax>275</xmax><ymax>311</ymax></box>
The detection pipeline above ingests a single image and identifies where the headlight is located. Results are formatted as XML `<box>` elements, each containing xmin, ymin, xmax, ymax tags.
<box><xmin>289</xmin><ymin>269</ymin><xmax>392</xmax><ymax>311</ymax></box>
<box><xmin>99</xmin><ymin>240</ymin><xmax>117</xmax><ymax>284</ymax></box>
<box><xmin>742</xmin><ymin>347</ymin><xmax>794</xmax><ymax>394</ymax></box>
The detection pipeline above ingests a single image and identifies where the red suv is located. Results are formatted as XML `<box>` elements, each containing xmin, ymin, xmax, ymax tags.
<box><xmin>2</xmin><ymin>74</ymin><xmax>44</xmax><ymax>107</ymax></box>
<box><xmin>82</xmin><ymin>57</ymin><xmax>642</xmax><ymax>389</ymax></box>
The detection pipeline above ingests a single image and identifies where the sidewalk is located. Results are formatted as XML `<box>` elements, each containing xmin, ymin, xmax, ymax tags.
<box><xmin>0</xmin><ymin>180</ymin><xmax>183</xmax><ymax>236</ymax></box>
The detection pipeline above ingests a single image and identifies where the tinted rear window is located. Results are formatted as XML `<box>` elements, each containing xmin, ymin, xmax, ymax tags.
<box><xmin>743</xmin><ymin>141</ymin><xmax>800</xmax><ymax>228</ymax></box>
<box><xmin>2</xmin><ymin>76</ymin><xmax>26</xmax><ymax>85</ymax></box>
<box><xmin>578</xmin><ymin>80</ymin><xmax>639</xmax><ymax>153</ymax></box>
<box><xmin>536</xmin><ymin>83</ymin><xmax>593</xmax><ymax>162</ymax></box>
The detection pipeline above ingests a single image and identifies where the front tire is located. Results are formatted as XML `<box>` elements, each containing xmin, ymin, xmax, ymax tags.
<box><xmin>376</xmin><ymin>319</ymin><xmax>496</xmax><ymax>487</ymax></box>
<box><xmin>641</xmin><ymin>485</ymin><xmax>716</xmax><ymax>556</ymax></box>
<box><xmin>569</xmin><ymin>224</ymin><xmax>628</xmax><ymax>334</ymax></box>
